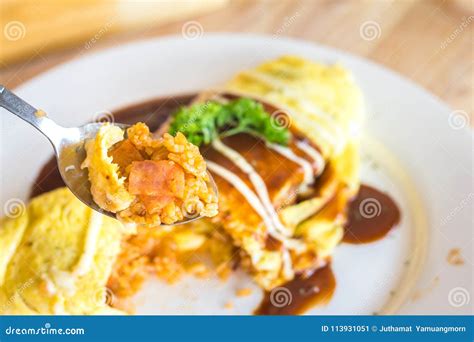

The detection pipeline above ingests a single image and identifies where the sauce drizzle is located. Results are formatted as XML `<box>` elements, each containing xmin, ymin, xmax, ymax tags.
<box><xmin>343</xmin><ymin>184</ymin><xmax>401</xmax><ymax>244</ymax></box>
<box><xmin>255</xmin><ymin>263</ymin><xmax>335</xmax><ymax>315</ymax></box>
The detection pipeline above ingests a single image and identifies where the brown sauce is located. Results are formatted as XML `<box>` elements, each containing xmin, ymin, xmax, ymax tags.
<box><xmin>343</xmin><ymin>184</ymin><xmax>401</xmax><ymax>244</ymax></box>
<box><xmin>29</xmin><ymin>94</ymin><xmax>401</xmax><ymax>316</ymax></box>
<box><xmin>256</xmin><ymin>184</ymin><xmax>400</xmax><ymax>315</ymax></box>
<box><xmin>255</xmin><ymin>263</ymin><xmax>335</xmax><ymax>315</ymax></box>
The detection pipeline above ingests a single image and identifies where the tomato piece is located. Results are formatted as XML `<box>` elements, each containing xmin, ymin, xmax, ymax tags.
<box><xmin>140</xmin><ymin>195</ymin><xmax>174</xmax><ymax>214</ymax></box>
<box><xmin>128</xmin><ymin>160</ymin><xmax>185</xmax><ymax>197</ymax></box>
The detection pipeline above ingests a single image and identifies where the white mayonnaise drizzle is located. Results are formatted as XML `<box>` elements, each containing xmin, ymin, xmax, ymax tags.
<box><xmin>206</xmin><ymin>160</ymin><xmax>272</xmax><ymax>227</ymax></box>
<box><xmin>281</xmin><ymin>249</ymin><xmax>294</xmax><ymax>280</ymax></box>
<box><xmin>212</xmin><ymin>139</ymin><xmax>291</xmax><ymax>237</ymax></box>
<box><xmin>50</xmin><ymin>269</ymin><xmax>76</xmax><ymax>296</ymax></box>
<box><xmin>44</xmin><ymin>211</ymin><xmax>103</xmax><ymax>303</ymax></box>
<box><xmin>266</xmin><ymin>142</ymin><xmax>315</xmax><ymax>192</ymax></box>
<box><xmin>42</xmin><ymin>275</ymin><xmax>57</xmax><ymax>295</ymax></box>
<box><xmin>295</xmin><ymin>140</ymin><xmax>326</xmax><ymax>176</ymax></box>
<box><xmin>73</xmin><ymin>211</ymin><xmax>102</xmax><ymax>276</ymax></box>
<box><xmin>206</xmin><ymin>160</ymin><xmax>305</xmax><ymax>251</ymax></box>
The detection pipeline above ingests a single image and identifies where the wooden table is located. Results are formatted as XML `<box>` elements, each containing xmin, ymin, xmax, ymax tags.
<box><xmin>1</xmin><ymin>0</ymin><xmax>472</xmax><ymax>122</ymax></box>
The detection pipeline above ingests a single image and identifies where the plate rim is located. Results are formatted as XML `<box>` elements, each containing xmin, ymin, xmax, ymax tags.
<box><xmin>4</xmin><ymin>33</ymin><xmax>472</xmax><ymax>315</ymax></box>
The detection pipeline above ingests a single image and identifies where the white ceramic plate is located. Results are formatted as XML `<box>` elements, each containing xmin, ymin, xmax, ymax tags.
<box><xmin>1</xmin><ymin>34</ymin><xmax>472</xmax><ymax>315</ymax></box>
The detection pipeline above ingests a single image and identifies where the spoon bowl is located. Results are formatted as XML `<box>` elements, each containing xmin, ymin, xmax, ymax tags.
<box><xmin>55</xmin><ymin>122</ymin><xmax>130</xmax><ymax>219</ymax></box>
<box><xmin>0</xmin><ymin>85</ymin><xmax>217</xmax><ymax>225</ymax></box>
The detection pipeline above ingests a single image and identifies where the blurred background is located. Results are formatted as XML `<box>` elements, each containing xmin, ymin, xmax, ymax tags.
<box><xmin>0</xmin><ymin>0</ymin><xmax>472</xmax><ymax>122</ymax></box>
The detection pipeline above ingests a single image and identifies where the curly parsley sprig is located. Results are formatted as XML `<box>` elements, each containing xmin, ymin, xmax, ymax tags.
<box><xmin>168</xmin><ymin>98</ymin><xmax>290</xmax><ymax>146</ymax></box>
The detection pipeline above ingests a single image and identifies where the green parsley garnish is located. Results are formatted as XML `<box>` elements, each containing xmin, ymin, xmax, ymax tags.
<box><xmin>168</xmin><ymin>98</ymin><xmax>290</xmax><ymax>146</ymax></box>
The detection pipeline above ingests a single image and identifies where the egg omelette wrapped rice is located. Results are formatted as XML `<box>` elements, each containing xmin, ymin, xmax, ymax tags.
<box><xmin>211</xmin><ymin>55</ymin><xmax>363</xmax><ymax>289</ymax></box>
<box><xmin>0</xmin><ymin>188</ymin><xmax>129</xmax><ymax>314</ymax></box>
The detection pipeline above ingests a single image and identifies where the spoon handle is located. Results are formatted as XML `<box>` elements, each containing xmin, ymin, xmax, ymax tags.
<box><xmin>0</xmin><ymin>85</ymin><xmax>64</xmax><ymax>147</ymax></box>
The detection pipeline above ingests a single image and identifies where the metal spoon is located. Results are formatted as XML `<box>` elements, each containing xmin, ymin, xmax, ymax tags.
<box><xmin>0</xmin><ymin>85</ymin><xmax>216</xmax><ymax>225</ymax></box>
